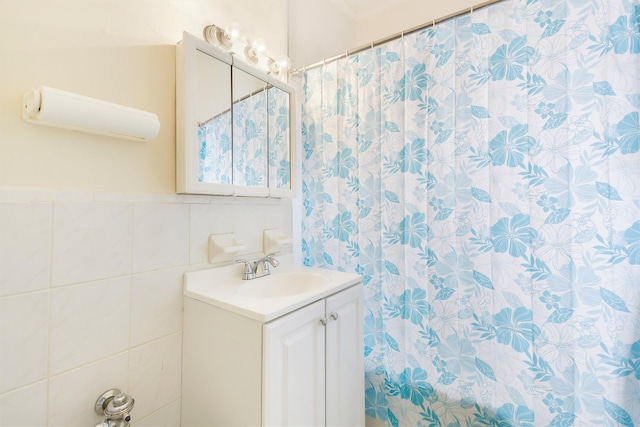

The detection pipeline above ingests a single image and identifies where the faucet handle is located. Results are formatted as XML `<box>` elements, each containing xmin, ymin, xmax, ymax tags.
<box><xmin>264</xmin><ymin>254</ymin><xmax>280</xmax><ymax>267</ymax></box>
<box><xmin>104</xmin><ymin>392</ymin><xmax>134</xmax><ymax>421</ymax></box>
<box><xmin>235</xmin><ymin>259</ymin><xmax>255</xmax><ymax>280</ymax></box>
<box><xmin>262</xmin><ymin>261</ymin><xmax>272</xmax><ymax>276</ymax></box>
<box><xmin>258</xmin><ymin>254</ymin><xmax>279</xmax><ymax>276</ymax></box>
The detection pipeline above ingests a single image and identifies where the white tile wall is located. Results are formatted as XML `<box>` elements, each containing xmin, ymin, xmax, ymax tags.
<box><xmin>0</xmin><ymin>189</ymin><xmax>293</xmax><ymax>427</ymax></box>
<box><xmin>48</xmin><ymin>353</ymin><xmax>129</xmax><ymax>427</ymax></box>
<box><xmin>132</xmin><ymin>203</ymin><xmax>189</xmax><ymax>273</ymax></box>
<box><xmin>129</xmin><ymin>333</ymin><xmax>182</xmax><ymax>419</ymax></box>
<box><xmin>130</xmin><ymin>267</ymin><xmax>184</xmax><ymax>347</ymax></box>
<box><xmin>189</xmin><ymin>203</ymin><xmax>235</xmax><ymax>264</ymax></box>
<box><xmin>189</xmin><ymin>199</ymin><xmax>293</xmax><ymax>263</ymax></box>
<box><xmin>49</xmin><ymin>277</ymin><xmax>131</xmax><ymax>375</ymax></box>
<box><xmin>0</xmin><ymin>382</ymin><xmax>47</xmax><ymax>427</ymax></box>
<box><xmin>0</xmin><ymin>203</ymin><xmax>52</xmax><ymax>297</ymax></box>
<box><xmin>0</xmin><ymin>292</ymin><xmax>49</xmax><ymax>393</ymax></box>
<box><xmin>134</xmin><ymin>400</ymin><xmax>182</xmax><ymax>427</ymax></box>
<box><xmin>51</xmin><ymin>202</ymin><xmax>131</xmax><ymax>286</ymax></box>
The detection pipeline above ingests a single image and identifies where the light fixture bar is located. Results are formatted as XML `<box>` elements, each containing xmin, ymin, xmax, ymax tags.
<box><xmin>202</xmin><ymin>23</ymin><xmax>290</xmax><ymax>79</ymax></box>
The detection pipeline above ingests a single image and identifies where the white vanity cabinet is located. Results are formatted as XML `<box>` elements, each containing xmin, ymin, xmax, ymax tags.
<box><xmin>182</xmin><ymin>282</ymin><xmax>364</xmax><ymax>427</ymax></box>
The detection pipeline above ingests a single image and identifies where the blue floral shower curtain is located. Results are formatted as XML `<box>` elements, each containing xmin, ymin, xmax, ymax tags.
<box><xmin>300</xmin><ymin>0</ymin><xmax>640</xmax><ymax>425</ymax></box>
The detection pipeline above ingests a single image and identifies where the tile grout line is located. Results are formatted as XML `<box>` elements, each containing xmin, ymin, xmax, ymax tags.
<box><xmin>135</xmin><ymin>396</ymin><xmax>182</xmax><ymax>425</ymax></box>
<box><xmin>127</xmin><ymin>202</ymin><xmax>134</xmax><ymax>394</ymax></box>
<box><xmin>42</xmin><ymin>330</ymin><xmax>182</xmax><ymax>385</ymax></box>
<box><xmin>45</xmin><ymin>201</ymin><xmax>54</xmax><ymax>427</ymax></box>
<box><xmin>46</xmin><ymin>350</ymin><xmax>130</xmax><ymax>382</ymax></box>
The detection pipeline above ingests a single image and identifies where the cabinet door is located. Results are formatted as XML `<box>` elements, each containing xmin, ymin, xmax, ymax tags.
<box><xmin>326</xmin><ymin>285</ymin><xmax>365</xmax><ymax>427</ymax></box>
<box><xmin>263</xmin><ymin>300</ymin><xmax>326</xmax><ymax>426</ymax></box>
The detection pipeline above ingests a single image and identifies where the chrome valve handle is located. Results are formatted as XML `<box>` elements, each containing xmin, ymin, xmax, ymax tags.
<box><xmin>95</xmin><ymin>389</ymin><xmax>134</xmax><ymax>427</ymax></box>
<box><xmin>236</xmin><ymin>259</ymin><xmax>256</xmax><ymax>280</ymax></box>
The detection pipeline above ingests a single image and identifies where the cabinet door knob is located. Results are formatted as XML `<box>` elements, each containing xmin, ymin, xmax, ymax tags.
<box><xmin>320</xmin><ymin>317</ymin><xmax>327</xmax><ymax>326</ymax></box>
<box><xmin>330</xmin><ymin>312</ymin><xmax>339</xmax><ymax>321</ymax></box>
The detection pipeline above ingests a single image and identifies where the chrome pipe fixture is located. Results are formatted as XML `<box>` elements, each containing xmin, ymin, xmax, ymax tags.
<box><xmin>94</xmin><ymin>389</ymin><xmax>135</xmax><ymax>427</ymax></box>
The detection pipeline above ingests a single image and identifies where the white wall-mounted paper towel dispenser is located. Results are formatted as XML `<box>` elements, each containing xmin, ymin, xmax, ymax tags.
<box><xmin>23</xmin><ymin>86</ymin><xmax>160</xmax><ymax>142</ymax></box>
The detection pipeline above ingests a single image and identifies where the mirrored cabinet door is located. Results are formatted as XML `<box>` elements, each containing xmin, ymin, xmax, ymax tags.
<box><xmin>197</xmin><ymin>50</ymin><xmax>232</xmax><ymax>186</ymax></box>
<box><xmin>177</xmin><ymin>32</ymin><xmax>295</xmax><ymax>198</ymax></box>
<box><xmin>267</xmin><ymin>84</ymin><xmax>292</xmax><ymax>196</ymax></box>
<box><xmin>232</xmin><ymin>64</ymin><xmax>269</xmax><ymax>196</ymax></box>
<box><xmin>177</xmin><ymin>32</ymin><xmax>234</xmax><ymax>195</ymax></box>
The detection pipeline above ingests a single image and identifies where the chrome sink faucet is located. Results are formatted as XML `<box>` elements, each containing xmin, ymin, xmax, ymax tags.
<box><xmin>236</xmin><ymin>255</ymin><xmax>279</xmax><ymax>280</ymax></box>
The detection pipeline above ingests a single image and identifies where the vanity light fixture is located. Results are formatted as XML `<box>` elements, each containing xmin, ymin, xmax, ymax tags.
<box><xmin>269</xmin><ymin>54</ymin><xmax>292</xmax><ymax>75</ymax></box>
<box><xmin>225</xmin><ymin>23</ymin><xmax>243</xmax><ymax>41</ymax></box>
<box><xmin>203</xmin><ymin>22</ymin><xmax>244</xmax><ymax>50</ymax></box>
<box><xmin>245</xmin><ymin>37</ymin><xmax>268</xmax><ymax>63</ymax></box>
<box><xmin>203</xmin><ymin>23</ymin><xmax>290</xmax><ymax>78</ymax></box>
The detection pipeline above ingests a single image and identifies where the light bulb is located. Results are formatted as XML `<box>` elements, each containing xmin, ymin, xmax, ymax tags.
<box><xmin>251</xmin><ymin>38</ymin><xmax>268</xmax><ymax>54</ymax></box>
<box><xmin>245</xmin><ymin>37</ymin><xmax>268</xmax><ymax>63</ymax></box>
<box><xmin>269</xmin><ymin>54</ymin><xmax>291</xmax><ymax>75</ymax></box>
<box><xmin>224</xmin><ymin>22</ymin><xmax>244</xmax><ymax>41</ymax></box>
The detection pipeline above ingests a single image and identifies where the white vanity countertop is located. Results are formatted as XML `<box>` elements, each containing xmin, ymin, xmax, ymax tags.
<box><xmin>183</xmin><ymin>255</ymin><xmax>362</xmax><ymax>322</ymax></box>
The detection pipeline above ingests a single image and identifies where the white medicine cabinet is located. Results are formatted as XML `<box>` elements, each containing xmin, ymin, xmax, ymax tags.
<box><xmin>176</xmin><ymin>32</ymin><xmax>295</xmax><ymax>197</ymax></box>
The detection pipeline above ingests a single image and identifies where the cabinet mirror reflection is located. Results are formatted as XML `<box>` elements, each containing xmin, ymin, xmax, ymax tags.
<box><xmin>232</xmin><ymin>65</ymin><xmax>268</xmax><ymax>190</ymax></box>
<box><xmin>196</xmin><ymin>49</ymin><xmax>232</xmax><ymax>185</ymax></box>
<box><xmin>177</xmin><ymin>32</ymin><xmax>294</xmax><ymax>197</ymax></box>
<box><xmin>268</xmin><ymin>85</ymin><xmax>291</xmax><ymax>192</ymax></box>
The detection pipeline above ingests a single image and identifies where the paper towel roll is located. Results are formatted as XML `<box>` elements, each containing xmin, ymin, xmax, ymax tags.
<box><xmin>23</xmin><ymin>86</ymin><xmax>160</xmax><ymax>141</ymax></box>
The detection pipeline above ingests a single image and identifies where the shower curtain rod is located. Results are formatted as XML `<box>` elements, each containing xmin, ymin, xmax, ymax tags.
<box><xmin>290</xmin><ymin>0</ymin><xmax>505</xmax><ymax>75</ymax></box>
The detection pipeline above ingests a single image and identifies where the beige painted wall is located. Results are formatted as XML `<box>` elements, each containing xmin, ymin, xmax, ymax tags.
<box><xmin>0</xmin><ymin>0</ymin><xmax>482</xmax><ymax>192</ymax></box>
<box><xmin>288</xmin><ymin>0</ymin><xmax>357</xmax><ymax>69</ymax></box>
<box><xmin>355</xmin><ymin>0</ymin><xmax>485</xmax><ymax>45</ymax></box>
<box><xmin>0</xmin><ymin>0</ymin><xmax>287</xmax><ymax>193</ymax></box>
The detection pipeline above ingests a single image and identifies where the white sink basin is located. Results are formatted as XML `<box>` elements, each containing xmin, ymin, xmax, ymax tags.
<box><xmin>183</xmin><ymin>255</ymin><xmax>362</xmax><ymax>322</ymax></box>
<box><xmin>236</xmin><ymin>272</ymin><xmax>328</xmax><ymax>298</ymax></box>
